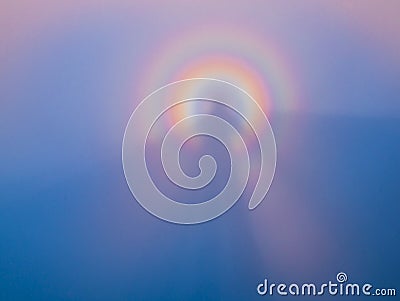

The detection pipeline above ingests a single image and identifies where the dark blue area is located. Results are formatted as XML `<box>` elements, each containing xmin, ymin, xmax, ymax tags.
<box><xmin>1</xmin><ymin>112</ymin><xmax>399</xmax><ymax>300</ymax></box>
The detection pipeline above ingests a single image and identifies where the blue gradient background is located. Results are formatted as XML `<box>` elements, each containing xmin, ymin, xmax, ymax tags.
<box><xmin>1</xmin><ymin>1</ymin><xmax>399</xmax><ymax>300</ymax></box>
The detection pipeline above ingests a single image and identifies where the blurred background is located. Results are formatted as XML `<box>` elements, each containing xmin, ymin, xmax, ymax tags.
<box><xmin>0</xmin><ymin>1</ymin><xmax>399</xmax><ymax>300</ymax></box>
